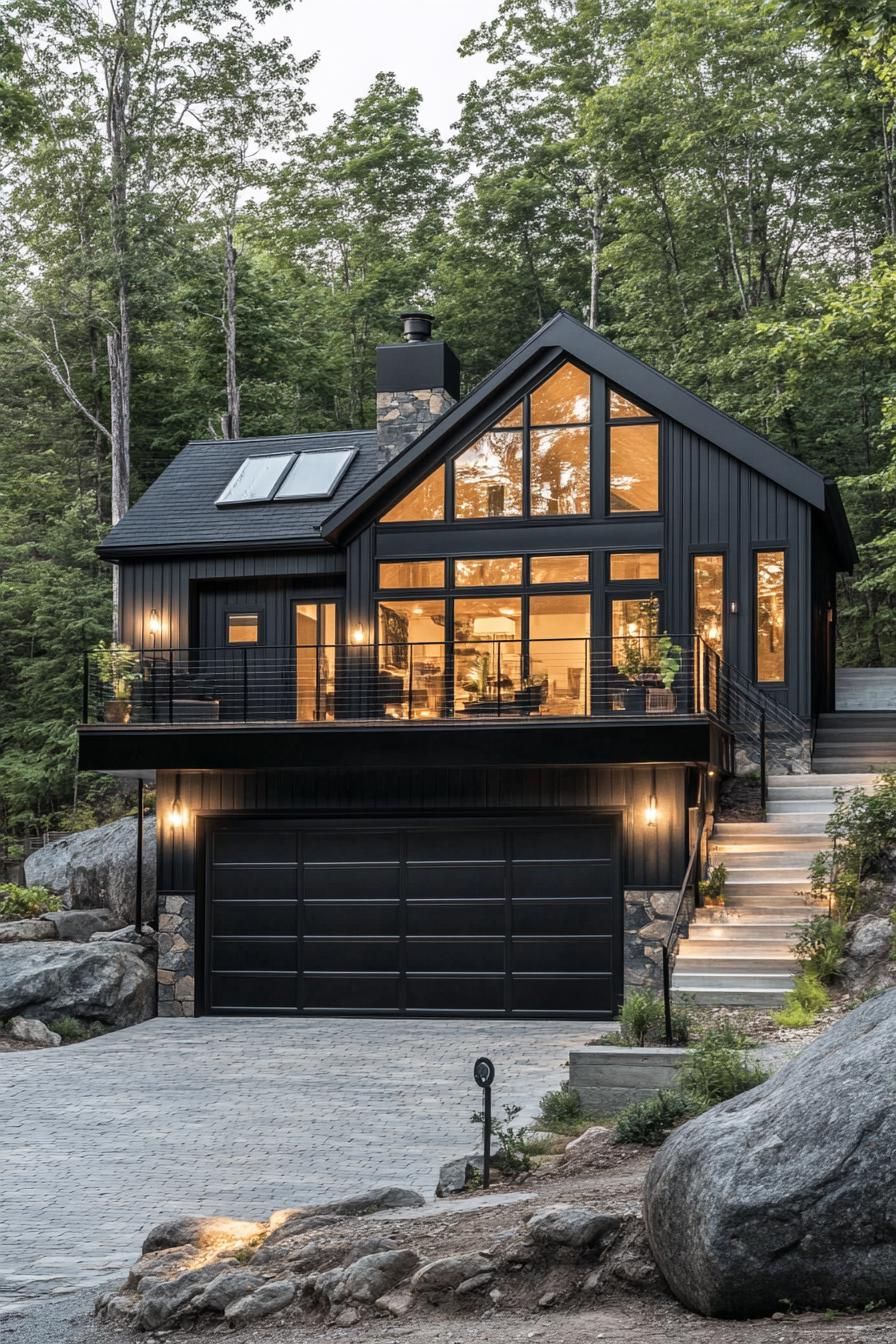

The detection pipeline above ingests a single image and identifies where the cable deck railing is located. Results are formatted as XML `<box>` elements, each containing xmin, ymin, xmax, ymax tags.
<box><xmin>83</xmin><ymin>634</ymin><xmax>726</xmax><ymax>727</ymax></box>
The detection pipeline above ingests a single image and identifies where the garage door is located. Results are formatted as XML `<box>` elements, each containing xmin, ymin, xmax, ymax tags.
<box><xmin>203</xmin><ymin>815</ymin><xmax>621</xmax><ymax>1018</ymax></box>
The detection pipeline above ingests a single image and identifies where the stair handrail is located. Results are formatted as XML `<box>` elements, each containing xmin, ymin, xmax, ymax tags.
<box><xmin>661</xmin><ymin>803</ymin><xmax>707</xmax><ymax>1046</ymax></box>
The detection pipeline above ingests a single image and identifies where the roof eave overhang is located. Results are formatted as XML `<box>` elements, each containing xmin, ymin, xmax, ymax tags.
<box><xmin>97</xmin><ymin>535</ymin><xmax>338</xmax><ymax>562</ymax></box>
<box><xmin>323</xmin><ymin>309</ymin><xmax>832</xmax><ymax>542</ymax></box>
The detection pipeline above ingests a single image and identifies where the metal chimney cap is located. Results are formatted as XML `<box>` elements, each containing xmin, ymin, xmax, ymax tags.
<box><xmin>400</xmin><ymin>311</ymin><xmax>434</xmax><ymax>343</ymax></box>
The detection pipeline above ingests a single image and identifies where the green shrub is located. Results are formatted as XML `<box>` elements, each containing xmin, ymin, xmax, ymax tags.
<box><xmin>805</xmin><ymin>772</ymin><xmax>896</xmax><ymax>920</ymax></box>
<box><xmin>771</xmin><ymin>972</ymin><xmax>829</xmax><ymax>1028</ymax></box>
<box><xmin>0</xmin><ymin>883</ymin><xmax>61</xmax><ymax>921</ymax></box>
<box><xmin>679</xmin><ymin>1028</ymin><xmax>769</xmax><ymax>1112</ymax></box>
<box><xmin>668</xmin><ymin>1002</ymin><xmax>693</xmax><ymax>1046</ymax></box>
<box><xmin>792</xmin><ymin>916</ymin><xmax>847</xmax><ymax>983</ymax></box>
<box><xmin>771</xmin><ymin>1001</ymin><xmax>816</xmax><ymax>1028</ymax></box>
<box><xmin>619</xmin><ymin>989</ymin><xmax>665</xmax><ymax>1046</ymax></box>
<box><xmin>538</xmin><ymin>1082</ymin><xmax>584</xmax><ymax>1131</ymax></box>
<box><xmin>698</xmin><ymin>861</ymin><xmax>728</xmax><ymax>905</ymax></box>
<box><xmin>46</xmin><ymin>1016</ymin><xmax>105</xmax><ymax>1043</ymax></box>
<box><xmin>614</xmin><ymin>1090</ymin><xmax>691</xmax><ymax>1146</ymax></box>
<box><xmin>470</xmin><ymin>1103</ymin><xmax>531</xmax><ymax>1176</ymax></box>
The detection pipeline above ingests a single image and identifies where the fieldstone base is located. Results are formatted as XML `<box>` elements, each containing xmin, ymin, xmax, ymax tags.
<box><xmin>376</xmin><ymin>388</ymin><xmax>455</xmax><ymax>461</ymax></box>
<box><xmin>157</xmin><ymin>894</ymin><xmax>195</xmax><ymax>1017</ymax></box>
<box><xmin>624</xmin><ymin>888</ymin><xmax>682</xmax><ymax>994</ymax></box>
<box><xmin>734</xmin><ymin>730</ymin><xmax>812</xmax><ymax>776</ymax></box>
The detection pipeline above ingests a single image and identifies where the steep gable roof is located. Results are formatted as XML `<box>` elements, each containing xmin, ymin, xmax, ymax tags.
<box><xmin>99</xmin><ymin>430</ymin><xmax>378</xmax><ymax>558</ymax></box>
<box><xmin>323</xmin><ymin>310</ymin><xmax>855</xmax><ymax>568</ymax></box>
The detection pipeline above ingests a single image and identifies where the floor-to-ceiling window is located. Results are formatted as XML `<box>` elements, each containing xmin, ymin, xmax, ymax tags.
<box><xmin>756</xmin><ymin>550</ymin><xmax>785</xmax><ymax>682</ymax></box>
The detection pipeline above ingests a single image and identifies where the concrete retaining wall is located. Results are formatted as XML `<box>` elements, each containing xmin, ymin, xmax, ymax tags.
<box><xmin>570</xmin><ymin>1045</ymin><xmax>689</xmax><ymax>1113</ymax></box>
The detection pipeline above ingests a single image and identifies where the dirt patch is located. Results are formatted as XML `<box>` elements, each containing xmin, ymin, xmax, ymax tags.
<box><xmin>84</xmin><ymin>1132</ymin><xmax>896</xmax><ymax>1344</ymax></box>
<box><xmin>715</xmin><ymin>774</ymin><xmax>763</xmax><ymax>822</ymax></box>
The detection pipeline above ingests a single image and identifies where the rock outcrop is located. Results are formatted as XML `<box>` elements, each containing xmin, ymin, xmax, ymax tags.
<box><xmin>0</xmin><ymin>940</ymin><xmax>155</xmax><ymax>1027</ymax></box>
<box><xmin>24</xmin><ymin>815</ymin><xmax>156</xmax><ymax>925</ymax></box>
<box><xmin>644</xmin><ymin>989</ymin><xmax>896</xmax><ymax>1317</ymax></box>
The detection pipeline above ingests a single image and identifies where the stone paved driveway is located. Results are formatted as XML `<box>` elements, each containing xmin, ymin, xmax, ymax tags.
<box><xmin>0</xmin><ymin>1016</ymin><xmax>608</xmax><ymax>1312</ymax></box>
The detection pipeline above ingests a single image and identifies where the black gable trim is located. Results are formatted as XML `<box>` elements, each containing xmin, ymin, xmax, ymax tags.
<box><xmin>323</xmin><ymin>310</ymin><xmax>830</xmax><ymax>540</ymax></box>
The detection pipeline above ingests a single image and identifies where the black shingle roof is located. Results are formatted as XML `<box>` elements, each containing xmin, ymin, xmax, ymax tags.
<box><xmin>99</xmin><ymin>431</ymin><xmax>379</xmax><ymax>556</ymax></box>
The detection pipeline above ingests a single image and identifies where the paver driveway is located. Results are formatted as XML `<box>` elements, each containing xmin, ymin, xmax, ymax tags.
<box><xmin>0</xmin><ymin>1015</ymin><xmax>608</xmax><ymax>1311</ymax></box>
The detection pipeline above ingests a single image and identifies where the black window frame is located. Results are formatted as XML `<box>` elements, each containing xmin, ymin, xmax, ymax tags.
<box><xmin>605</xmin><ymin>384</ymin><xmax>663</xmax><ymax>519</ymax></box>
<box><xmin>753</xmin><ymin>545</ymin><xmax>788</xmax><ymax>687</ymax></box>
<box><xmin>225</xmin><ymin>609</ymin><xmax>262</xmax><ymax>646</ymax></box>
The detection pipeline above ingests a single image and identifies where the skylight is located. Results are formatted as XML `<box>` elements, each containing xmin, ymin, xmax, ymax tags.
<box><xmin>276</xmin><ymin>448</ymin><xmax>356</xmax><ymax>500</ymax></box>
<box><xmin>216</xmin><ymin>454</ymin><xmax>295</xmax><ymax>505</ymax></box>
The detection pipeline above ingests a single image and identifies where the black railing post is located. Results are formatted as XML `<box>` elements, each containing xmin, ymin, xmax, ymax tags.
<box><xmin>759</xmin><ymin>709</ymin><xmax>768</xmax><ymax>818</ymax></box>
<box><xmin>663</xmin><ymin>947</ymin><xmax>673</xmax><ymax>1046</ymax></box>
<box><xmin>408</xmin><ymin>643</ymin><xmax>414</xmax><ymax>720</ymax></box>
<box><xmin>135</xmin><ymin>777</ymin><xmax>144</xmax><ymax>932</ymax></box>
<box><xmin>168</xmin><ymin>653</ymin><xmax>174</xmax><ymax>724</ymax></box>
<box><xmin>82</xmin><ymin>651</ymin><xmax>89</xmax><ymax>722</ymax></box>
<box><xmin>242</xmin><ymin>647</ymin><xmax>249</xmax><ymax>722</ymax></box>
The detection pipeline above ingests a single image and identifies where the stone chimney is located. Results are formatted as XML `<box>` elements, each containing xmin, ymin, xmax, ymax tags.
<box><xmin>376</xmin><ymin>311</ymin><xmax>460</xmax><ymax>463</ymax></box>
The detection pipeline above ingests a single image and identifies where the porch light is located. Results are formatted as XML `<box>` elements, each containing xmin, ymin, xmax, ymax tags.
<box><xmin>169</xmin><ymin>797</ymin><xmax>185</xmax><ymax>828</ymax></box>
<box><xmin>707</xmin><ymin>620</ymin><xmax>721</xmax><ymax>644</ymax></box>
<box><xmin>351</xmin><ymin>623</ymin><xmax>366</xmax><ymax>645</ymax></box>
<box><xmin>148</xmin><ymin>609</ymin><xmax>161</xmax><ymax>638</ymax></box>
<box><xmin>645</xmin><ymin>795</ymin><xmax>658</xmax><ymax>827</ymax></box>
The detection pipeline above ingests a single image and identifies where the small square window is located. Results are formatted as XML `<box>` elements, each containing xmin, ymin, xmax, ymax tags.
<box><xmin>609</xmin><ymin>552</ymin><xmax>660</xmax><ymax>581</ymax></box>
<box><xmin>227</xmin><ymin>613</ymin><xmax>259</xmax><ymax>645</ymax></box>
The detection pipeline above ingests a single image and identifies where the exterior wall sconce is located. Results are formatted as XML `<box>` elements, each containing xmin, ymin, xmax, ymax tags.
<box><xmin>351</xmin><ymin>624</ymin><xmax>367</xmax><ymax>645</ymax></box>
<box><xmin>729</xmin><ymin>601</ymin><xmax>738</xmax><ymax>614</ymax></box>
<box><xmin>169</xmin><ymin>774</ymin><xmax>186</xmax><ymax>828</ymax></box>
<box><xmin>645</xmin><ymin>795</ymin><xmax>658</xmax><ymax>827</ymax></box>
<box><xmin>148</xmin><ymin>609</ymin><xmax>162</xmax><ymax>637</ymax></box>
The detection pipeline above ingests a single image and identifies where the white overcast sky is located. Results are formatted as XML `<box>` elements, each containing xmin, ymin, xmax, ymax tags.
<box><xmin>266</xmin><ymin>0</ymin><xmax>504</xmax><ymax>134</ymax></box>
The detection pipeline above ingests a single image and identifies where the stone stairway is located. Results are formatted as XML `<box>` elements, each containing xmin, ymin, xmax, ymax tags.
<box><xmin>672</xmin><ymin>772</ymin><xmax>880</xmax><ymax>1007</ymax></box>
<box><xmin>836</xmin><ymin>667</ymin><xmax>896</xmax><ymax>711</ymax></box>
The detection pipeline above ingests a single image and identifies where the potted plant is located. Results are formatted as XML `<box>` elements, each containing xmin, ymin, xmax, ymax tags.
<box><xmin>91</xmin><ymin>641</ymin><xmax>141</xmax><ymax>723</ymax></box>
<box><xmin>646</xmin><ymin>634</ymin><xmax>683</xmax><ymax>713</ymax></box>
<box><xmin>515</xmin><ymin>674</ymin><xmax>547</xmax><ymax>715</ymax></box>
<box><xmin>698</xmin><ymin>861</ymin><xmax>728</xmax><ymax>907</ymax></box>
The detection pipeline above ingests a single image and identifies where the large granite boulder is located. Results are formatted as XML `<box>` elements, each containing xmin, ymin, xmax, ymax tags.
<box><xmin>24</xmin><ymin>815</ymin><xmax>156</xmax><ymax>925</ymax></box>
<box><xmin>644</xmin><ymin>989</ymin><xmax>896</xmax><ymax>1317</ymax></box>
<box><xmin>0</xmin><ymin>940</ymin><xmax>155</xmax><ymax>1026</ymax></box>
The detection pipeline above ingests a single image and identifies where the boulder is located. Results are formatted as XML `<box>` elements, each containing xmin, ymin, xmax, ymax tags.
<box><xmin>90</xmin><ymin>923</ymin><xmax>156</xmax><ymax>951</ymax></box>
<box><xmin>336</xmin><ymin>1249</ymin><xmax>419</xmax><ymax>1303</ymax></box>
<box><xmin>224</xmin><ymin>1278</ymin><xmax>296</xmax><ymax>1325</ymax></box>
<box><xmin>134</xmin><ymin>1263</ymin><xmax>229</xmax><ymax>1329</ymax></box>
<box><xmin>644</xmin><ymin>989</ymin><xmax>896</xmax><ymax>1317</ymax></box>
<box><xmin>564</xmin><ymin>1126</ymin><xmax>611</xmax><ymax>1153</ymax></box>
<box><xmin>192</xmin><ymin>1268</ymin><xmax>264</xmax><ymax>1313</ymax></box>
<box><xmin>142</xmin><ymin>1214</ymin><xmax>267</xmax><ymax>1255</ymax></box>
<box><xmin>0</xmin><ymin>941</ymin><xmax>154</xmax><ymax>1027</ymax></box>
<box><xmin>314</xmin><ymin>1186</ymin><xmax>426</xmax><ymax>1218</ymax></box>
<box><xmin>526</xmin><ymin>1205</ymin><xmax>621</xmax><ymax>1250</ymax></box>
<box><xmin>5</xmin><ymin>1016</ymin><xmax>61</xmax><ymax>1047</ymax></box>
<box><xmin>436</xmin><ymin>1153</ymin><xmax>505</xmax><ymax>1196</ymax></box>
<box><xmin>127</xmin><ymin>1245</ymin><xmax>198</xmax><ymax>1288</ymax></box>
<box><xmin>411</xmin><ymin>1252</ymin><xmax>493</xmax><ymax>1296</ymax></box>
<box><xmin>839</xmin><ymin>915</ymin><xmax>894</xmax><ymax>989</ymax></box>
<box><xmin>24</xmin><ymin>815</ymin><xmax>156</xmax><ymax>925</ymax></box>
<box><xmin>0</xmin><ymin>918</ymin><xmax>57</xmax><ymax>943</ymax></box>
<box><xmin>40</xmin><ymin>908</ymin><xmax>118</xmax><ymax>942</ymax></box>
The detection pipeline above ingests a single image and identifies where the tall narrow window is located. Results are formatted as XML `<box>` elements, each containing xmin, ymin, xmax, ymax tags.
<box><xmin>693</xmin><ymin>554</ymin><xmax>724</xmax><ymax>657</ymax></box>
<box><xmin>376</xmin><ymin>599</ymin><xmax>446</xmax><ymax>719</ymax></box>
<box><xmin>756</xmin><ymin>551</ymin><xmax>785</xmax><ymax>682</ymax></box>
<box><xmin>529</xmin><ymin>363</ymin><xmax>590</xmax><ymax>515</ymax></box>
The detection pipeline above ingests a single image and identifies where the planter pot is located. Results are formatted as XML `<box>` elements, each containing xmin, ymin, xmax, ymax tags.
<box><xmin>569</xmin><ymin>1045</ymin><xmax>689</xmax><ymax>1113</ymax></box>
<box><xmin>646</xmin><ymin>688</ymin><xmax>677</xmax><ymax>714</ymax></box>
<box><xmin>103</xmin><ymin>699</ymin><xmax>132</xmax><ymax>724</ymax></box>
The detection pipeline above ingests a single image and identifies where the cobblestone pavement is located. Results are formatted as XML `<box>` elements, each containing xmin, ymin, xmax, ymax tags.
<box><xmin>0</xmin><ymin>1015</ymin><xmax>607</xmax><ymax>1313</ymax></box>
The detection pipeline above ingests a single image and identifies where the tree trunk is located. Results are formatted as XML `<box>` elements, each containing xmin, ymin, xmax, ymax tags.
<box><xmin>222</xmin><ymin>226</ymin><xmax>240</xmax><ymax>439</ymax></box>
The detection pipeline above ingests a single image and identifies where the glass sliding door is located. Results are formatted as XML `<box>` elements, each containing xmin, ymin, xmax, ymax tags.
<box><xmin>528</xmin><ymin>593</ymin><xmax>590</xmax><ymax>715</ymax></box>
<box><xmin>295</xmin><ymin>602</ymin><xmax>337</xmax><ymax>721</ymax></box>
<box><xmin>453</xmin><ymin>597</ymin><xmax>522</xmax><ymax>713</ymax></box>
<box><xmin>376</xmin><ymin>599</ymin><xmax>446</xmax><ymax>719</ymax></box>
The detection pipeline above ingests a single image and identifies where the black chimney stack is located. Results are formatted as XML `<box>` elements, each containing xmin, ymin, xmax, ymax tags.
<box><xmin>376</xmin><ymin>310</ymin><xmax>460</xmax><ymax>463</ymax></box>
<box><xmin>401</xmin><ymin>311</ymin><xmax>434</xmax><ymax>343</ymax></box>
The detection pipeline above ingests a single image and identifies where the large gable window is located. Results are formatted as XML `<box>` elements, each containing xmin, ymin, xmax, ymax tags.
<box><xmin>608</xmin><ymin>387</ymin><xmax>660</xmax><ymax>514</ymax></box>
<box><xmin>378</xmin><ymin>361</ymin><xmax>596</xmax><ymax>524</ymax></box>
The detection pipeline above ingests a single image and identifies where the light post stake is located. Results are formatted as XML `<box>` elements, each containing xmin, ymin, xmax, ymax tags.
<box><xmin>473</xmin><ymin>1056</ymin><xmax>495</xmax><ymax>1189</ymax></box>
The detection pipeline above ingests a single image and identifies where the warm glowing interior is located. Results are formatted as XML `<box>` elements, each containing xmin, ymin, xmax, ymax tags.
<box><xmin>454</xmin><ymin>430</ymin><xmax>523</xmax><ymax>519</ymax></box>
<box><xmin>377</xmin><ymin>599</ymin><xmax>447</xmax><ymax>719</ymax></box>
<box><xmin>529</xmin><ymin>592</ymin><xmax>590</xmax><ymax>715</ymax></box>
<box><xmin>454</xmin><ymin>556</ymin><xmax>523</xmax><ymax>586</ymax></box>
<box><xmin>295</xmin><ymin>602</ymin><xmax>336</xmax><ymax>721</ymax></box>
<box><xmin>530</xmin><ymin>363</ymin><xmax>590</xmax><ymax>425</ymax></box>
<box><xmin>378</xmin><ymin>560</ymin><xmax>445</xmax><ymax>589</ymax></box>
<box><xmin>530</xmin><ymin>554</ymin><xmax>589</xmax><ymax>584</ymax></box>
<box><xmin>379</xmin><ymin>465</ymin><xmax>445</xmax><ymax>523</ymax></box>
<box><xmin>609</xmin><ymin>551</ymin><xmax>660</xmax><ymax>582</ymax></box>
<box><xmin>610</xmin><ymin>596</ymin><xmax>660</xmax><ymax>669</ymax></box>
<box><xmin>609</xmin><ymin>424</ymin><xmax>659</xmax><ymax>512</ymax></box>
<box><xmin>609</xmin><ymin>389</ymin><xmax>650</xmax><ymax>419</ymax></box>
<box><xmin>693</xmin><ymin>554</ymin><xmax>724</xmax><ymax>656</ymax></box>
<box><xmin>756</xmin><ymin>550</ymin><xmax>785</xmax><ymax>682</ymax></box>
<box><xmin>227</xmin><ymin>613</ymin><xmax>259</xmax><ymax>645</ymax></box>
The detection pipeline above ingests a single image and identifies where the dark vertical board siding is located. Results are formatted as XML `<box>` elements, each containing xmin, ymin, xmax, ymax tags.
<box><xmin>157</xmin><ymin>765</ymin><xmax>687</xmax><ymax>897</ymax></box>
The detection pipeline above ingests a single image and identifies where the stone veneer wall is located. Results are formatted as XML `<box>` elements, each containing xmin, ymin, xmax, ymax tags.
<box><xmin>624</xmin><ymin>888</ymin><xmax>687</xmax><ymax>994</ymax></box>
<box><xmin>157</xmin><ymin>892</ymin><xmax>195</xmax><ymax>1017</ymax></box>
<box><xmin>376</xmin><ymin>387</ymin><xmax>455</xmax><ymax>462</ymax></box>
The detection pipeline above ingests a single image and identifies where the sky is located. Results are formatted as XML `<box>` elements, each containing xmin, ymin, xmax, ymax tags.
<box><xmin>266</xmin><ymin>0</ymin><xmax>504</xmax><ymax>134</ymax></box>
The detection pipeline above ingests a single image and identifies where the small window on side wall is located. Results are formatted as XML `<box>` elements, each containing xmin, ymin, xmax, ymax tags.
<box><xmin>227</xmin><ymin>613</ymin><xmax>259</xmax><ymax>645</ymax></box>
<box><xmin>756</xmin><ymin>550</ymin><xmax>785</xmax><ymax>682</ymax></box>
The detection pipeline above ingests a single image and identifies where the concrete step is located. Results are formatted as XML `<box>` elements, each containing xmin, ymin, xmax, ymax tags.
<box><xmin>812</xmin><ymin>759</ymin><xmax>891</xmax><ymax>773</ymax></box>
<box><xmin>672</xmin><ymin>971</ymin><xmax>794</xmax><ymax>991</ymax></box>
<box><xmin>765</xmin><ymin>796</ymin><xmax>837</xmax><ymax>810</ymax></box>
<box><xmin>671</xmin><ymin>986</ymin><xmax>790</xmax><ymax>1006</ymax></box>
<box><xmin>682</xmin><ymin>938</ymin><xmax>795</xmax><ymax>956</ymax></box>
<box><xmin>767</xmin><ymin>773</ymin><xmax>880</xmax><ymax>787</ymax></box>
<box><xmin>713</xmin><ymin>837</ymin><xmax>825</xmax><ymax>854</ymax></box>
<box><xmin>815</xmin><ymin>728</ymin><xmax>896</xmax><ymax>741</ymax></box>
<box><xmin>677</xmin><ymin>951</ymin><xmax>795</xmax><ymax>973</ymax></box>
<box><xmin>814</xmin><ymin>744</ymin><xmax>896</xmax><ymax>758</ymax></box>
<box><xmin>689</xmin><ymin>920</ymin><xmax>802</xmax><ymax>937</ymax></box>
<box><xmin>714</xmin><ymin>820</ymin><xmax>828</xmax><ymax>835</ymax></box>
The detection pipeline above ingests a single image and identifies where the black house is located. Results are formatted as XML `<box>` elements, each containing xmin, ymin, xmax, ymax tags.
<box><xmin>78</xmin><ymin>311</ymin><xmax>856</xmax><ymax>1021</ymax></box>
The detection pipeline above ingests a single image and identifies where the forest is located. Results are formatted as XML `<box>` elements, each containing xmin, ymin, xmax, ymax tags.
<box><xmin>0</xmin><ymin>0</ymin><xmax>895</xmax><ymax>841</ymax></box>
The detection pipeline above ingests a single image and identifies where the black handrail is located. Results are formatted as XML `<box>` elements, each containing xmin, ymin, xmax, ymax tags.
<box><xmin>661</xmin><ymin>804</ymin><xmax>707</xmax><ymax>1046</ymax></box>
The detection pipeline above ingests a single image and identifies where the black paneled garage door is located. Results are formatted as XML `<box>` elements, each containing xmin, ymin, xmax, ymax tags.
<box><xmin>203</xmin><ymin>815</ymin><xmax>621</xmax><ymax>1018</ymax></box>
